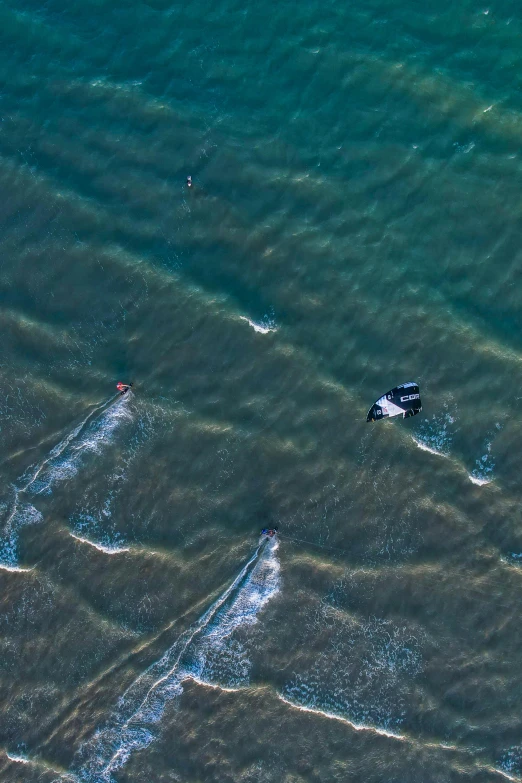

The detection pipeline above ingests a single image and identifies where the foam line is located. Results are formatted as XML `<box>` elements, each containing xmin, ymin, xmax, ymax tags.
<box><xmin>276</xmin><ymin>693</ymin><xmax>407</xmax><ymax>741</ymax></box>
<box><xmin>239</xmin><ymin>316</ymin><xmax>277</xmax><ymax>334</ymax></box>
<box><xmin>491</xmin><ymin>769</ymin><xmax>522</xmax><ymax>783</ymax></box>
<box><xmin>6</xmin><ymin>753</ymin><xmax>31</xmax><ymax>764</ymax></box>
<box><xmin>4</xmin><ymin>750</ymin><xmax>79</xmax><ymax>782</ymax></box>
<box><xmin>468</xmin><ymin>474</ymin><xmax>492</xmax><ymax>486</ymax></box>
<box><xmin>68</xmin><ymin>532</ymin><xmax>130</xmax><ymax>555</ymax></box>
<box><xmin>411</xmin><ymin>437</ymin><xmax>447</xmax><ymax>458</ymax></box>
<box><xmin>276</xmin><ymin>694</ymin><xmax>522</xmax><ymax>781</ymax></box>
<box><xmin>0</xmin><ymin>563</ymin><xmax>34</xmax><ymax>573</ymax></box>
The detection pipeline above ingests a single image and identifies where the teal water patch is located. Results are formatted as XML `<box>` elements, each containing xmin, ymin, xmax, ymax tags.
<box><xmin>3</xmin><ymin>0</ymin><xmax>522</xmax><ymax>779</ymax></box>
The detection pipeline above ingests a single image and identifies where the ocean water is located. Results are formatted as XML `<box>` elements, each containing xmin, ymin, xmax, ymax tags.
<box><xmin>2</xmin><ymin>0</ymin><xmax>522</xmax><ymax>780</ymax></box>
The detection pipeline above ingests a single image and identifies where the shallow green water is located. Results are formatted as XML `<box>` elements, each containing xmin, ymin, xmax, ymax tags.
<box><xmin>2</xmin><ymin>0</ymin><xmax>522</xmax><ymax>781</ymax></box>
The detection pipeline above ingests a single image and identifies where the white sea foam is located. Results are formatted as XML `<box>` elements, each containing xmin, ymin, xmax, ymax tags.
<box><xmin>0</xmin><ymin>563</ymin><xmax>34</xmax><ymax>573</ymax></box>
<box><xmin>492</xmin><ymin>769</ymin><xmax>522</xmax><ymax>783</ymax></box>
<box><xmin>74</xmin><ymin>538</ymin><xmax>280</xmax><ymax>782</ymax></box>
<box><xmin>412</xmin><ymin>438</ymin><xmax>445</xmax><ymax>457</ymax></box>
<box><xmin>497</xmin><ymin>747</ymin><xmax>522</xmax><ymax>782</ymax></box>
<box><xmin>68</xmin><ymin>532</ymin><xmax>131</xmax><ymax>555</ymax></box>
<box><xmin>412</xmin><ymin>408</ymin><xmax>455</xmax><ymax>458</ymax></box>
<box><xmin>0</xmin><ymin>501</ymin><xmax>44</xmax><ymax>567</ymax></box>
<box><xmin>468</xmin><ymin>474</ymin><xmax>492</xmax><ymax>486</ymax></box>
<box><xmin>6</xmin><ymin>752</ymin><xmax>31</xmax><ymax>764</ymax></box>
<box><xmin>239</xmin><ymin>315</ymin><xmax>277</xmax><ymax>334</ymax></box>
<box><xmin>281</xmin><ymin>600</ymin><xmax>423</xmax><ymax>735</ymax></box>
<box><xmin>67</xmin><ymin>404</ymin><xmax>159</xmax><ymax>553</ymax></box>
<box><xmin>276</xmin><ymin>693</ymin><xmax>407</xmax><ymax>741</ymax></box>
<box><xmin>469</xmin><ymin>429</ymin><xmax>500</xmax><ymax>486</ymax></box>
<box><xmin>276</xmin><ymin>694</ymin><xmax>522</xmax><ymax>782</ymax></box>
<box><xmin>0</xmin><ymin>396</ymin><xmax>133</xmax><ymax>568</ymax></box>
<box><xmin>28</xmin><ymin>398</ymin><xmax>133</xmax><ymax>496</ymax></box>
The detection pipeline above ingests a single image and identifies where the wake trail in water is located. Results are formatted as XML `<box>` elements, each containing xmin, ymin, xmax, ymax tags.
<box><xmin>74</xmin><ymin>538</ymin><xmax>280</xmax><ymax>783</ymax></box>
<box><xmin>0</xmin><ymin>394</ymin><xmax>132</xmax><ymax>568</ymax></box>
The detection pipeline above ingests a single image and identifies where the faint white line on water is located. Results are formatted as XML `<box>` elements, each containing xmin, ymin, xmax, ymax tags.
<box><xmin>4</xmin><ymin>750</ymin><xmax>79</xmax><ymax>782</ymax></box>
<box><xmin>188</xmin><ymin>674</ymin><xmax>241</xmax><ymax>693</ymax></box>
<box><xmin>411</xmin><ymin>437</ymin><xmax>447</xmax><ymax>457</ymax></box>
<box><xmin>487</xmin><ymin>767</ymin><xmax>522</xmax><ymax>783</ymax></box>
<box><xmin>275</xmin><ymin>694</ymin><xmax>408</xmax><ymax>741</ymax></box>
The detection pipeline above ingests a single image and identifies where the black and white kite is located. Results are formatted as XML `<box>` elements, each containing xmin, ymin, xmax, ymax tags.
<box><xmin>366</xmin><ymin>382</ymin><xmax>421</xmax><ymax>422</ymax></box>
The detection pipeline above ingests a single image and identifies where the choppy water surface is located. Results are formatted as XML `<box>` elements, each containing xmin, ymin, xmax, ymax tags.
<box><xmin>2</xmin><ymin>0</ymin><xmax>522</xmax><ymax>780</ymax></box>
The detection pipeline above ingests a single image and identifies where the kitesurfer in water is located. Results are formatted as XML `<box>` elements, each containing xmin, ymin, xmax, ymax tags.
<box><xmin>116</xmin><ymin>382</ymin><xmax>132</xmax><ymax>395</ymax></box>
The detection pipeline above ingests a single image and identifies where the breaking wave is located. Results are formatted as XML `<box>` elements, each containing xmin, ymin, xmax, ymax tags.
<box><xmin>280</xmin><ymin>597</ymin><xmax>423</xmax><ymax>735</ymax></box>
<box><xmin>239</xmin><ymin>309</ymin><xmax>277</xmax><ymax>334</ymax></box>
<box><xmin>68</xmin><ymin>532</ymin><xmax>131</xmax><ymax>555</ymax></box>
<box><xmin>74</xmin><ymin>538</ymin><xmax>280</xmax><ymax>782</ymax></box>
<box><xmin>412</xmin><ymin>406</ymin><xmax>456</xmax><ymax>458</ymax></box>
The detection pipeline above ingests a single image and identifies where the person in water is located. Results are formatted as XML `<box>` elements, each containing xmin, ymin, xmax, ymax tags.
<box><xmin>261</xmin><ymin>528</ymin><xmax>277</xmax><ymax>537</ymax></box>
<box><xmin>116</xmin><ymin>382</ymin><xmax>132</xmax><ymax>395</ymax></box>
<box><xmin>187</xmin><ymin>175</ymin><xmax>192</xmax><ymax>188</ymax></box>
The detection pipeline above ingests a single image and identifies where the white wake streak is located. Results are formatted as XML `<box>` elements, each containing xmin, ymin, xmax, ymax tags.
<box><xmin>75</xmin><ymin>538</ymin><xmax>280</xmax><ymax>782</ymax></box>
<box><xmin>0</xmin><ymin>395</ymin><xmax>132</xmax><ymax>567</ymax></box>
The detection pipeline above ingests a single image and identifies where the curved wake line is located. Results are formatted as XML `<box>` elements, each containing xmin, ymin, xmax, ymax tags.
<box><xmin>20</xmin><ymin>397</ymin><xmax>114</xmax><ymax>495</ymax></box>
<box><xmin>74</xmin><ymin>538</ymin><xmax>280</xmax><ymax>782</ymax></box>
<box><xmin>0</xmin><ymin>394</ymin><xmax>132</xmax><ymax>568</ymax></box>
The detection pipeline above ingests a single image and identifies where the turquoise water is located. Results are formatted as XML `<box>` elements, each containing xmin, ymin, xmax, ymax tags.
<box><xmin>2</xmin><ymin>0</ymin><xmax>522</xmax><ymax>780</ymax></box>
